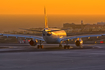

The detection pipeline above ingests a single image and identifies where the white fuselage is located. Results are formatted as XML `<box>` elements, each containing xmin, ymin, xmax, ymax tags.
<box><xmin>42</xmin><ymin>28</ymin><xmax>67</xmax><ymax>44</ymax></box>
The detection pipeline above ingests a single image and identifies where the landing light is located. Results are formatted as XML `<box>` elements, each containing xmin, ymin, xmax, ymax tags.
<box><xmin>77</xmin><ymin>38</ymin><xmax>79</xmax><ymax>40</ymax></box>
<box><xmin>35</xmin><ymin>39</ymin><xmax>38</xmax><ymax>42</ymax></box>
<box><xmin>68</xmin><ymin>39</ymin><xmax>69</xmax><ymax>41</ymax></box>
<box><xmin>88</xmin><ymin>37</ymin><xmax>90</xmax><ymax>39</ymax></box>
<box><xmin>80</xmin><ymin>41</ymin><xmax>83</xmax><ymax>43</ymax></box>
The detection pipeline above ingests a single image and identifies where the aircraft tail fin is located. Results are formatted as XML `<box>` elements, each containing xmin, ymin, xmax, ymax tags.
<box><xmin>44</xmin><ymin>7</ymin><xmax>48</xmax><ymax>28</ymax></box>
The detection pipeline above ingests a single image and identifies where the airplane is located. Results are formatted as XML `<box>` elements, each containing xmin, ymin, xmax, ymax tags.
<box><xmin>0</xmin><ymin>7</ymin><xmax>105</xmax><ymax>49</ymax></box>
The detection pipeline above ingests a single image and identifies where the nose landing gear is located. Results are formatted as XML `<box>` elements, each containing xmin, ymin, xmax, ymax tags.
<box><xmin>37</xmin><ymin>45</ymin><xmax>43</xmax><ymax>49</ymax></box>
<box><xmin>37</xmin><ymin>40</ymin><xmax>44</xmax><ymax>49</ymax></box>
<box><xmin>64</xmin><ymin>45</ymin><xmax>70</xmax><ymax>49</ymax></box>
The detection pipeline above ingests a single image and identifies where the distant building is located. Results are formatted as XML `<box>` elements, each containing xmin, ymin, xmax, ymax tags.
<box><xmin>97</xmin><ymin>22</ymin><xmax>105</xmax><ymax>25</ymax></box>
<box><xmin>84</xmin><ymin>24</ymin><xmax>105</xmax><ymax>31</ymax></box>
<box><xmin>63</xmin><ymin>21</ymin><xmax>105</xmax><ymax>32</ymax></box>
<box><xmin>85</xmin><ymin>23</ymin><xmax>91</xmax><ymax>25</ymax></box>
<box><xmin>81</xmin><ymin>20</ymin><xmax>83</xmax><ymax>25</ymax></box>
<box><xmin>63</xmin><ymin>22</ymin><xmax>85</xmax><ymax>29</ymax></box>
<box><xmin>81</xmin><ymin>20</ymin><xmax>84</xmax><ymax>30</ymax></box>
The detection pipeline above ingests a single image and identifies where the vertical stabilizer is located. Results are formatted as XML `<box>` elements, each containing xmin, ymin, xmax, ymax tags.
<box><xmin>44</xmin><ymin>7</ymin><xmax>48</xmax><ymax>28</ymax></box>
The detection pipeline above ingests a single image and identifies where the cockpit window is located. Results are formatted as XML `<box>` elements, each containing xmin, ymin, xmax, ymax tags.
<box><xmin>47</xmin><ymin>32</ymin><xmax>52</xmax><ymax>34</ymax></box>
<box><xmin>47</xmin><ymin>32</ymin><xmax>52</xmax><ymax>36</ymax></box>
<box><xmin>47</xmin><ymin>33</ymin><xmax>52</xmax><ymax>36</ymax></box>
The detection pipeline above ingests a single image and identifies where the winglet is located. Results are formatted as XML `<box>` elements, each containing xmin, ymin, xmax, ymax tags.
<box><xmin>44</xmin><ymin>7</ymin><xmax>48</xmax><ymax>28</ymax></box>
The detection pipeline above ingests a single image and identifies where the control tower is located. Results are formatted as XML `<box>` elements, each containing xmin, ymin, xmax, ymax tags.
<box><xmin>81</xmin><ymin>20</ymin><xmax>84</xmax><ymax>31</ymax></box>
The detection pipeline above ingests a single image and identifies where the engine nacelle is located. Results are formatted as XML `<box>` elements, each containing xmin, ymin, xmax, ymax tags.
<box><xmin>29</xmin><ymin>39</ymin><xmax>37</xmax><ymax>46</ymax></box>
<box><xmin>75</xmin><ymin>38</ymin><xmax>83</xmax><ymax>46</ymax></box>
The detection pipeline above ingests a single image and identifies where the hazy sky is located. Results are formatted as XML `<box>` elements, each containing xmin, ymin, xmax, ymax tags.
<box><xmin>0</xmin><ymin>0</ymin><xmax>105</xmax><ymax>15</ymax></box>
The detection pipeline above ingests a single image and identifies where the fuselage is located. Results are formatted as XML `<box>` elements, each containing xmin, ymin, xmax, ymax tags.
<box><xmin>42</xmin><ymin>28</ymin><xmax>67</xmax><ymax>44</ymax></box>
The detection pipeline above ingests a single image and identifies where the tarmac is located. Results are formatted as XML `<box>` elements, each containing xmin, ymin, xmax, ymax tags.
<box><xmin>0</xmin><ymin>44</ymin><xmax>105</xmax><ymax>70</ymax></box>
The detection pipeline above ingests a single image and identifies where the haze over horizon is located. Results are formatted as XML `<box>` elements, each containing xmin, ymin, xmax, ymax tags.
<box><xmin>0</xmin><ymin>15</ymin><xmax>105</xmax><ymax>32</ymax></box>
<box><xmin>0</xmin><ymin>0</ymin><xmax>105</xmax><ymax>32</ymax></box>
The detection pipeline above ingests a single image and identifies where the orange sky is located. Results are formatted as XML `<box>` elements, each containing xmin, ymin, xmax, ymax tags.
<box><xmin>0</xmin><ymin>0</ymin><xmax>105</xmax><ymax>15</ymax></box>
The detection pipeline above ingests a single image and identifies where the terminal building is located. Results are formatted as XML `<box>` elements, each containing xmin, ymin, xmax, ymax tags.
<box><xmin>63</xmin><ymin>20</ymin><xmax>84</xmax><ymax>29</ymax></box>
<box><xmin>97</xmin><ymin>22</ymin><xmax>105</xmax><ymax>25</ymax></box>
<box><xmin>63</xmin><ymin>21</ymin><xmax>105</xmax><ymax>32</ymax></box>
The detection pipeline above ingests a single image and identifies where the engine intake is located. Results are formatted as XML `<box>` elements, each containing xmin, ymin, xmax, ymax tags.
<box><xmin>75</xmin><ymin>38</ymin><xmax>83</xmax><ymax>46</ymax></box>
<box><xmin>29</xmin><ymin>39</ymin><xmax>37</xmax><ymax>46</ymax></box>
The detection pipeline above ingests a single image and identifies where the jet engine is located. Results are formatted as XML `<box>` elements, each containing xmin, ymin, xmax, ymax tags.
<box><xmin>75</xmin><ymin>38</ymin><xmax>83</xmax><ymax>46</ymax></box>
<box><xmin>29</xmin><ymin>39</ymin><xmax>37</xmax><ymax>46</ymax></box>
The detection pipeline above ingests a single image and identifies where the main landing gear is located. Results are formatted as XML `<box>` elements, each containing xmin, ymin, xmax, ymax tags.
<box><xmin>64</xmin><ymin>40</ymin><xmax>71</xmax><ymax>49</ymax></box>
<box><xmin>37</xmin><ymin>40</ymin><xmax>44</xmax><ymax>49</ymax></box>
<box><xmin>64</xmin><ymin>45</ymin><xmax>70</xmax><ymax>49</ymax></box>
<box><xmin>59</xmin><ymin>44</ymin><xmax>62</xmax><ymax>47</ymax></box>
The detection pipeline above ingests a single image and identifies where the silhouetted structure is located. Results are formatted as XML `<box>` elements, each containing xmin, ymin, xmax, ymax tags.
<box><xmin>63</xmin><ymin>22</ymin><xmax>85</xmax><ymax>29</ymax></box>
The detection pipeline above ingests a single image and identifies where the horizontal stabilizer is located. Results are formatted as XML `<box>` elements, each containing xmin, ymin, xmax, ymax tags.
<box><xmin>19</xmin><ymin>28</ymin><xmax>43</xmax><ymax>32</ymax></box>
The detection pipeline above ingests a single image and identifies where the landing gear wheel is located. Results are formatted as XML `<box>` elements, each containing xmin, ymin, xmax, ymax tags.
<box><xmin>64</xmin><ymin>46</ymin><xmax>67</xmax><ymax>49</ymax></box>
<box><xmin>59</xmin><ymin>44</ymin><xmax>62</xmax><ymax>47</ymax></box>
<box><xmin>67</xmin><ymin>46</ymin><xmax>71</xmax><ymax>49</ymax></box>
<box><xmin>37</xmin><ymin>45</ymin><xmax>43</xmax><ymax>49</ymax></box>
<box><xmin>64</xmin><ymin>45</ymin><xmax>70</xmax><ymax>49</ymax></box>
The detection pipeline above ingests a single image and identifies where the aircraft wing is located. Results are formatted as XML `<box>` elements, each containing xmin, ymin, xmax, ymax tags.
<box><xmin>61</xmin><ymin>34</ymin><xmax>105</xmax><ymax>41</ymax></box>
<box><xmin>0</xmin><ymin>33</ymin><xmax>45</xmax><ymax>41</ymax></box>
